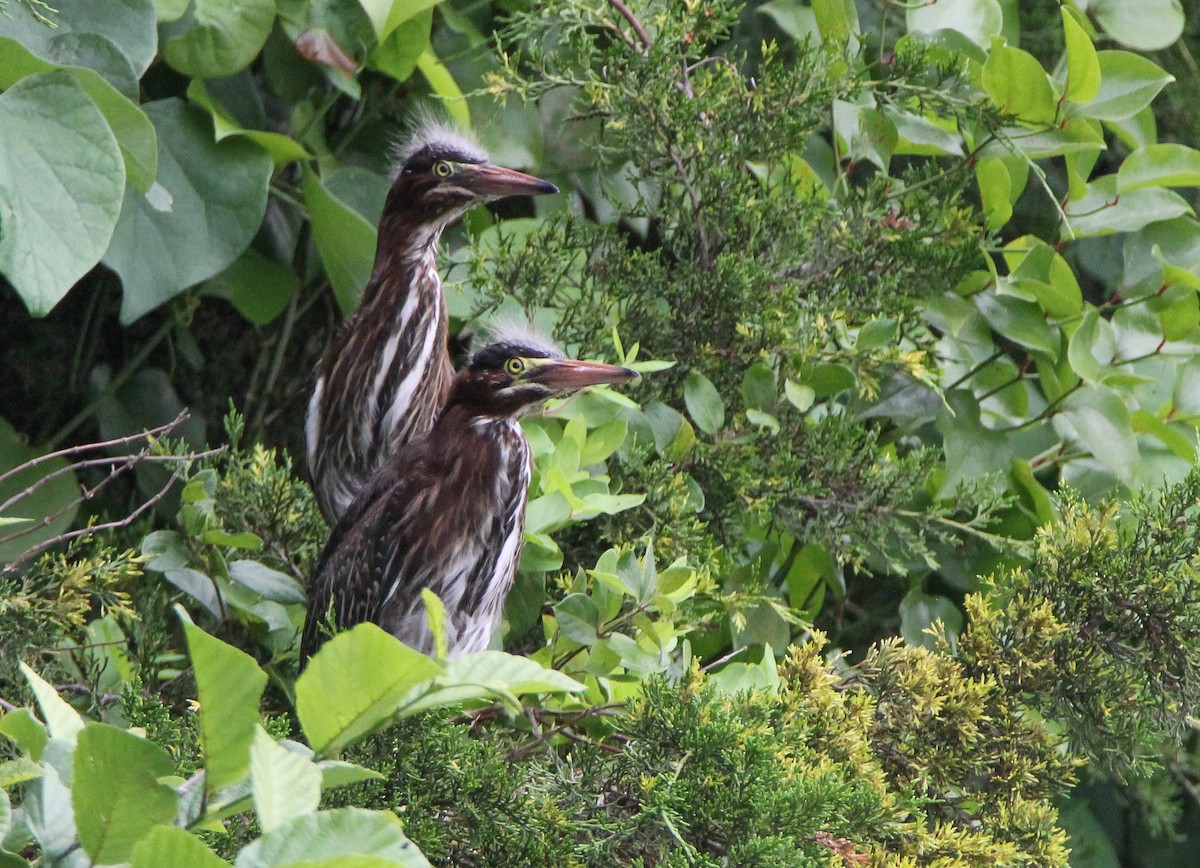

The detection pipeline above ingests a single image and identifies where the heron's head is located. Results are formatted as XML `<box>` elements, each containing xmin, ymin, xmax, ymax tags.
<box><xmin>389</xmin><ymin>118</ymin><xmax>557</xmax><ymax>231</ymax></box>
<box><xmin>453</xmin><ymin>326</ymin><xmax>637</xmax><ymax>418</ymax></box>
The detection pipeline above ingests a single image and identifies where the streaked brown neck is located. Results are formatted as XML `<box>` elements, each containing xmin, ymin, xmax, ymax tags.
<box><xmin>360</xmin><ymin>181</ymin><xmax>446</xmax><ymax>310</ymax></box>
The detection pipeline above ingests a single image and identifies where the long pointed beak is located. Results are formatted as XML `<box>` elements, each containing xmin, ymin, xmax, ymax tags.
<box><xmin>460</xmin><ymin>164</ymin><xmax>558</xmax><ymax>199</ymax></box>
<box><xmin>530</xmin><ymin>359</ymin><xmax>639</xmax><ymax>391</ymax></box>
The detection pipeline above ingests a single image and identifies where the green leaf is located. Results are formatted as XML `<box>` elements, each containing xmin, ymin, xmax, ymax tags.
<box><xmin>302</xmin><ymin>167</ymin><xmax>378</xmax><ymax>315</ymax></box>
<box><xmin>0</xmin><ymin>708</ymin><xmax>48</xmax><ymax>760</ymax></box>
<box><xmin>906</xmin><ymin>0</ymin><xmax>1002</xmax><ymax>49</ymax></box>
<box><xmin>740</xmin><ymin>362</ymin><xmax>777</xmax><ymax>411</ymax></box>
<box><xmin>1061</xmin><ymin>8</ymin><xmax>1100</xmax><ymax>104</ymax></box>
<box><xmin>103</xmin><ymin>99</ymin><xmax>273</xmax><ymax>323</ymax></box>
<box><xmin>1088</xmin><ymin>0</ymin><xmax>1183</xmax><ymax>51</ymax></box>
<box><xmin>203</xmin><ymin>247</ymin><xmax>300</xmax><ymax>326</ymax></box>
<box><xmin>579</xmin><ymin>419</ymin><xmax>628</xmax><ymax>465</ymax></box>
<box><xmin>419</xmin><ymin>589</ymin><xmax>448</xmax><ymax>660</ymax></box>
<box><xmin>250</xmin><ymin>727</ymin><xmax>321</xmax><ymax>834</ymax></box>
<box><xmin>0</xmin><ymin>0</ymin><xmax>158</xmax><ymax>81</ymax></box>
<box><xmin>554</xmin><ymin>594</ymin><xmax>599</xmax><ymax>645</ymax></box>
<box><xmin>1117</xmin><ymin>144</ymin><xmax>1200</xmax><ymax>192</ymax></box>
<box><xmin>318</xmin><ymin>759</ymin><xmax>385</xmax><ymax>791</ymax></box>
<box><xmin>0</xmin><ymin>757</ymin><xmax>42</xmax><ymax>788</ymax></box>
<box><xmin>937</xmin><ymin>391</ymin><xmax>1013</xmax><ymax>497</ymax></box>
<box><xmin>811</xmin><ymin>0</ymin><xmax>858</xmax><ymax>41</ymax></box>
<box><xmin>73</xmin><ymin>723</ymin><xmax>177</xmax><ymax>864</ymax></box>
<box><xmin>785</xmin><ymin>543</ymin><xmax>834</xmax><ymax>614</ymax></box>
<box><xmin>19</xmin><ymin>664</ymin><xmax>84</xmax><ymax>743</ymax></box>
<box><xmin>784</xmin><ymin>379</ymin><xmax>815</xmax><ymax>412</ymax></box>
<box><xmin>683</xmin><ymin>370</ymin><xmax>726</xmax><ymax>434</ymax></box>
<box><xmin>975</xmin><ymin>157</ymin><xmax>1013</xmax><ymax>231</ymax></box>
<box><xmin>1059</xmin><ymin>386</ymin><xmax>1138</xmax><ymax>486</ymax></box>
<box><xmin>296</xmin><ymin>624</ymin><xmax>442</xmax><ymax>757</ymax></box>
<box><xmin>1067</xmin><ymin>308</ymin><xmax>1110</xmax><ymax>384</ymax></box>
<box><xmin>757</xmin><ymin>0</ymin><xmax>818</xmax><ymax>42</ymax></box>
<box><xmin>832</xmin><ymin>101</ymin><xmax>896</xmax><ymax>171</ymax></box>
<box><xmin>1066</xmin><ymin>175</ymin><xmax>1192</xmax><ymax>238</ymax></box>
<box><xmin>227</xmin><ymin>560</ymin><xmax>305</xmax><ymax>604</ymax></box>
<box><xmin>0</xmin><ymin>418</ymin><xmax>81</xmax><ymax>565</ymax></box>
<box><xmin>415</xmin><ymin>48</ymin><xmax>469</xmax><ymax>127</ymax></box>
<box><xmin>133</xmin><ymin>826</ymin><xmax>231</xmax><ymax>868</ymax></box>
<box><xmin>1131</xmin><ymin>410</ymin><xmax>1195</xmax><ymax>461</ymax></box>
<box><xmin>436</xmin><ymin>651</ymin><xmax>585</xmax><ymax>698</ymax></box>
<box><xmin>982</xmin><ymin>38</ymin><xmax>1058</xmax><ymax>125</ymax></box>
<box><xmin>234</xmin><ymin>807</ymin><xmax>430</xmax><ymax>868</ymax></box>
<box><xmin>186</xmin><ymin>79</ymin><xmax>310</xmax><ymax>166</ymax></box>
<box><xmin>359</xmin><ymin>0</ymin><xmax>441</xmax><ymax>43</ymax></box>
<box><xmin>975</xmin><ymin>294</ymin><xmax>1059</xmax><ymax>355</ymax></box>
<box><xmin>0</xmin><ymin>71</ymin><xmax>125</xmax><ymax>317</ymax></box>
<box><xmin>162</xmin><ymin>0</ymin><xmax>277</xmax><ymax>78</ymax></box>
<box><xmin>1079</xmin><ymin>51</ymin><xmax>1174</xmax><ymax>121</ymax></box>
<box><xmin>0</xmin><ymin>37</ymin><xmax>158</xmax><ymax>192</ymax></box>
<box><xmin>367</xmin><ymin>8</ymin><xmax>432</xmax><ymax>82</ymax></box>
<box><xmin>899</xmin><ymin>590</ymin><xmax>963</xmax><ymax>649</ymax></box>
<box><xmin>181</xmin><ymin>614</ymin><xmax>269</xmax><ymax>793</ymax></box>
<box><xmin>886</xmin><ymin>108</ymin><xmax>963</xmax><ymax>157</ymax></box>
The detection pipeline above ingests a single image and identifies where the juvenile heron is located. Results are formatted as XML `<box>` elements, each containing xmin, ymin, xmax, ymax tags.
<box><xmin>300</xmin><ymin>330</ymin><xmax>637</xmax><ymax>662</ymax></box>
<box><xmin>305</xmin><ymin>119</ymin><xmax>558</xmax><ymax>522</ymax></box>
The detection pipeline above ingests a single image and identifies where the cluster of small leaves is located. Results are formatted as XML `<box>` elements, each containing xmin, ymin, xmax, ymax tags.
<box><xmin>334</xmin><ymin>638</ymin><xmax>1073</xmax><ymax>866</ymax></box>
<box><xmin>960</xmin><ymin>471</ymin><xmax>1200</xmax><ymax>780</ymax></box>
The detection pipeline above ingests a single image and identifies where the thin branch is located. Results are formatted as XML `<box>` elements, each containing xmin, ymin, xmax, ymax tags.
<box><xmin>607</xmin><ymin>0</ymin><xmax>650</xmax><ymax>52</ymax></box>
<box><xmin>3</xmin><ymin>466</ymin><xmax>187</xmax><ymax>573</ymax></box>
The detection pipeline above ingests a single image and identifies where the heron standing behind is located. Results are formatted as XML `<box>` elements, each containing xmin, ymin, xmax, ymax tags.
<box><xmin>305</xmin><ymin>119</ymin><xmax>558</xmax><ymax>522</ymax></box>
<box><xmin>300</xmin><ymin>328</ymin><xmax>637</xmax><ymax>662</ymax></box>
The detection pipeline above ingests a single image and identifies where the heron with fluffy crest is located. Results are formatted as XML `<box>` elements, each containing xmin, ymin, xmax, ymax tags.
<box><xmin>300</xmin><ymin>324</ymin><xmax>638</xmax><ymax>662</ymax></box>
<box><xmin>305</xmin><ymin>117</ymin><xmax>558</xmax><ymax>523</ymax></box>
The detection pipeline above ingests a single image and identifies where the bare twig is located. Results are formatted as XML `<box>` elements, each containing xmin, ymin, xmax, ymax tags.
<box><xmin>0</xmin><ymin>411</ymin><xmax>190</xmax><ymax>491</ymax></box>
<box><xmin>3</xmin><ymin>465</ymin><xmax>187</xmax><ymax>573</ymax></box>
<box><xmin>607</xmin><ymin>0</ymin><xmax>650</xmax><ymax>52</ymax></box>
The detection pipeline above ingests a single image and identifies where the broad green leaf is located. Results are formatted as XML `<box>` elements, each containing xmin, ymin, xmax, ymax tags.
<box><xmin>982</xmin><ymin>38</ymin><xmax>1058</xmax><ymax>125</ymax></box>
<box><xmin>1066</xmin><ymin>175</ymin><xmax>1192</xmax><ymax>238</ymax></box>
<box><xmin>975</xmin><ymin>294</ymin><xmax>1059</xmax><ymax>355</ymax></box>
<box><xmin>886</xmin><ymin>108</ymin><xmax>963</xmax><ymax>157</ymax></box>
<box><xmin>1131</xmin><ymin>410</ymin><xmax>1195</xmax><ymax>461</ymax></box>
<box><xmin>155</xmin><ymin>0</ymin><xmax>190</xmax><ymax>22</ymax></box>
<box><xmin>318</xmin><ymin>760</ymin><xmax>385</xmax><ymax>790</ymax></box>
<box><xmin>358</xmin><ymin>0</ymin><xmax>441</xmax><ymax>43</ymax></box>
<box><xmin>415</xmin><ymin>49</ymin><xmax>469</xmax><ymax>127</ymax></box>
<box><xmin>0</xmin><ymin>38</ymin><xmax>157</xmax><ymax>192</ymax></box>
<box><xmin>235</xmin><ymin>808</ymin><xmax>430</xmax><ymax>868</ymax></box>
<box><xmin>0</xmin><ymin>757</ymin><xmax>42</xmax><ymax>788</ymax></box>
<box><xmin>832</xmin><ymin>101</ymin><xmax>896</xmax><ymax>171</ymax></box>
<box><xmin>227</xmin><ymin>560</ymin><xmax>305</xmax><ymax>604</ymax></box>
<box><xmin>1066</xmin><ymin>308</ymin><xmax>1113</xmax><ymax>384</ymax></box>
<box><xmin>683</xmin><ymin>370</ymin><xmax>726</xmax><ymax>434</ymax></box>
<box><xmin>741</xmin><ymin>362</ymin><xmax>777</xmax><ymax>411</ymax></box>
<box><xmin>580</xmin><ymin>419</ymin><xmax>628</xmax><ymax>465</ymax></box>
<box><xmin>1088</xmin><ymin>0</ymin><xmax>1183</xmax><ymax>51</ymax></box>
<box><xmin>181</xmin><ymin>614</ymin><xmax>269</xmax><ymax>793</ymax></box>
<box><xmin>24</xmin><ymin>764</ymin><xmax>76</xmax><ymax>861</ymax></box>
<box><xmin>0</xmin><ymin>708</ymin><xmax>48</xmax><ymax>759</ymax></box>
<box><xmin>1079</xmin><ymin>51</ymin><xmax>1174</xmax><ymax>121</ymax></box>
<box><xmin>555</xmin><ymin>594</ymin><xmax>600</xmax><ymax>645</ymax></box>
<box><xmin>250</xmin><ymin>727</ymin><xmax>321</xmax><ymax>833</ymax></box>
<box><xmin>437</xmin><ymin>651</ymin><xmax>585</xmax><ymax>697</ymax></box>
<box><xmin>0</xmin><ymin>417</ymin><xmax>81</xmax><ymax>565</ymax></box>
<box><xmin>785</xmin><ymin>543</ymin><xmax>835</xmax><ymax>614</ymax></box>
<box><xmin>368</xmin><ymin>8</ymin><xmax>432</xmax><ymax>82</ymax></box>
<box><xmin>133</xmin><ymin>826</ymin><xmax>231</xmax><ymax>868</ymax></box>
<box><xmin>0</xmin><ymin>0</ymin><xmax>158</xmax><ymax>80</ymax></box>
<box><xmin>186</xmin><ymin>79</ymin><xmax>309</xmax><ymax>166</ymax></box>
<box><xmin>204</xmin><ymin>247</ymin><xmax>300</xmax><ymax>326</ymax></box>
<box><xmin>757</xmin><ymin>0</ymin><xmax>819</xmax><ymax>42</ymax></box>
<box><xmin>937</xmin><ymin>391</ymin><xmax>1013</xmax><ymax>496</ymax></box>
<box><xmin>73</xmin><ymin>723</ymin><xmax>177</xmax><ymax>864</ymax></box>
<box><xmin>1058</xmin><ymin>386</ymin><xmax>1138</xmax><ymax>486</ymax></box>
<box><xmin>906</xmin><ymin>0</ymin><xmax>1002</xmax><ymax>49</ymax></box>
<box><xmin>296</xmin><ymin>624</ymin><xmax>442</xmax><ymax>757</ymax></box>
<box><xmin>899</xmin><ymin>590</ymin><xmax>963</xmax><ymax>649</ymax></box>
<box><xmin>1117</xmin><ymin>144</ymin><xmax>1200</xmax><ymax>192</ymax></box>
<box><xmin>997</xmin><ymin>116</ymin><xmax>1104</xmax><ymax>160</ymax></box>
<box><xmin>0</xmin><ymin>72</ymin><xmax>124</xmax><ymax>317</ymax></box>
<box><xmin>975</xmin><ymin>157</ymin><xmax>1012</xmax><ymax>230</ymax></box>
<box><xmin>162</xmin><ymin>0</ymin><xmax>277</xmax><ymax>78</ymax></box>
<box><xmin>811</xmin><ymin>0</ymin><xmax>858</xmax><ymax>41</ymax></box>
<box><xmin>784</xmin><ymin>379</ymin><xmax>815</xmax><ymax>412</ymax></box>
<box><xmin>302</xmin><ymin>168</ymin><xmax>378</xmax><ymax>315</ymax></box>
<box><xmin>104</xmin><ymin>99</ymin><xmax>273</xmax><ymax>323</ymax></box>
<box><xmin>1061</xmin><ymin>8</ymin><xmax>1100</xmax><ymax>104</ymax></box>
<box><xmin>19</xmin><ymin>664</ymin><xmax>84</xmax><ymax>743</ymax></box>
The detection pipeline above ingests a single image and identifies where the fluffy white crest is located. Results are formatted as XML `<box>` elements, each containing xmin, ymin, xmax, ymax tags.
<box><xmin>390</xmin><ymin>107</ymin><xmax>486</xmax><ymax>175</ymax></box>
<box><xmin>480</xmin><ymin>310</ymin><xmax>561</xmax><ymax>359</ymax></box>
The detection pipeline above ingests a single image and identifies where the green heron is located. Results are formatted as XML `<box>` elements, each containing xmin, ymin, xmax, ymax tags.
<box><xmin>300</xmin><ymin>328</ymin><xmax>638</xmax><ymax>661</ymax></box>
<box><xmin>305</xmin><ymin>119</ymin><xmax>558</xmax><ymax>522</ymax></box>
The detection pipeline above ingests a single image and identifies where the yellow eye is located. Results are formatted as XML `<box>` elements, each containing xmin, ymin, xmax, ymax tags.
<box><xmin>505</xmin><ymin>358</ymin><xmax>526</xmax><ymax>376</ymax></box>
<box><xmin>433</xmin><ymin>161</ymin><xmax>454</xmax><ymax>178</ymax></box>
